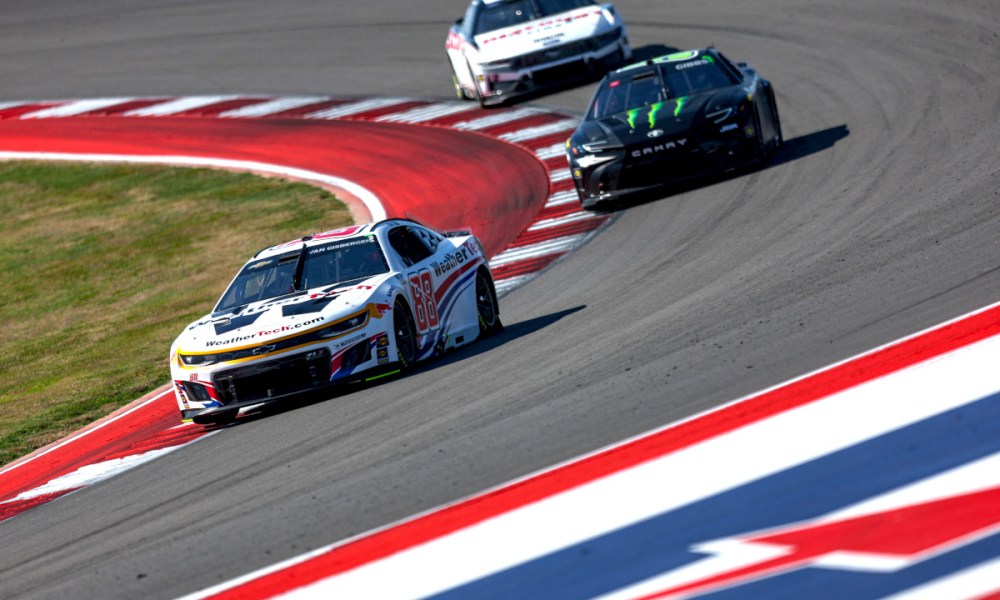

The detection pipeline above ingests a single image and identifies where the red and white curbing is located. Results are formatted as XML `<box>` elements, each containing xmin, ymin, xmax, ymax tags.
<box><xmin>0</xmin><ymin>95</ymin><xmax>610</xmax><ymax>297</ymax></box>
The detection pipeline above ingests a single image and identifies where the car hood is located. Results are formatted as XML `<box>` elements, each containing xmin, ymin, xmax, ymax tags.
<box><xmin>580</xmin><ymin>88</ymin><xmax>745</xmax><ymax>146</ymax></box>
<box><xmin>473</xmin><ymin>6</ymin><xmax>614</xmax><ymax>61</ymax></box>
<box><xmin>175</xmin><ymin>275</ymin><xmax>390</xmax><ymax>354</ymax></box>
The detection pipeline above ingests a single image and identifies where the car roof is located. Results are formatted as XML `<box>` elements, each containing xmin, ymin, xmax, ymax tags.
<box><xmin>612</xmin><ymin>48</ymin><xmax>716</xmax><ymax>76</ymax></box>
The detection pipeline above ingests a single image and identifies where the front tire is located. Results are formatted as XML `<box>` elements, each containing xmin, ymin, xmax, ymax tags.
<box><xmin>393</xmin><ymin>298</ymin><xmax>417</xmax><ymax>369</ymax></box>
<box><xmin>465</xmin><ymin>59</ymin><xmax>487</xmax><ymax>108</ymax></box>
<box><xmin>476</xmin><ymin>269</ymin><xmax>502</xmax><ymax>334</ymax></box>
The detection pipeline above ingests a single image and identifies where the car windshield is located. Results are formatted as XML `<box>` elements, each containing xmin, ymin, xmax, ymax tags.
<box><xmin>590</xmin><ymin>56</ymin><xmax>738</xmax><ymax>118</ymax></box>
<box><xmin>214</xmin><ymin>236</ymin><xmax>389</xmax><ymax>313</ymax></box>
<box><xmin>473</xmin><ymin>0</ymin><xmax>594</xmax><ymax>35</ymax></box>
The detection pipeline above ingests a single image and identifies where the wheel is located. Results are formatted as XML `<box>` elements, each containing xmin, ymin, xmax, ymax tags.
<box><xmin>475</xmin><ymin>269</ymin><xmax>502</xmax><ymax>334</ymax></box>
<box><xmin>750</xmin><ymin>103</ymin><xmax>770</xmax><ymax>165</ymax></box>
<box><xmin>768</xmin><ymin>87</ymin><xmax>783</xmax><ymax>153</ymax></box>
<box><xmin>393</xmin><ymin>297</ymin><xmax>417</xmax><ymax>369</ymax></box>
<box><xmin>451</xmin><ymin>64</ymin><xmax>472</xmax><ymax>100</ymax></box>
<box><xmin>465</xmin><ymin>59</ymin><xmax>486</xmax><ymax>108</ymax></box>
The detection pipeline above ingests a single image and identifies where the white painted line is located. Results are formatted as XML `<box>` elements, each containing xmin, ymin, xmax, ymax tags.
<box><xmin>526</xmin><ymin>210</ymin><xmax>601</xmax><ymax>231</ymax></box>
<box><xmin>544</xmin><ymin>189</ymin><xmax>579</xmax><ymax>208</ymax></box>
<box><xmin>1</xmin><ymin>445</ymin><xmax>184</xmax><ymax>503</ymax></box>
<box><xmin>498</xmin><ymin>117</ymin><xmax>579</xmax><ymax>143</ymax></box>
<box><xmin>880</xmin><ymin>555</ymin><xmax>1000</xmax><ymax>600</ymax></box>
<box><xmin>488</xmin><ymin>234</ymin><xmax>587</xmax><ymax>267</ymax></box>
<box><xmin>0</xmin><ymin>101</ymin><xmax>29</xmax><ymax>111</ymax></box>
<box><xmin>0</xmin><ymin>387</ymin><xmax>174</xmax><ymax>478</ymax></box>
<box><xmin>0</xmin><ymin>151</ymin><xmax>387</xmax><ymax>223</ymax></box>
<box><xmin>451</xmin><ymin>107</ymin><xmax>545</xmax><ymax>131</ymax></box>
<box><xmin>305</xmin><ymin>97</ymin><xmax>410</xmax><ymax>120</ymax></box>
<box><xmin>123</xmin><ymin>95</ymin><xmax>241</xmax><ymax>117</ymax></box>
<box><xmin>219</xmin><ymin>96</ymin><xmax>330</xmax><ymax>118</ymax></box>
<box><xmin>548</xmin><ymin>167</ymin><xmax>572</xmax><ymax>182</ymax></box>
<box><xmin>492</xmin><ymin>275</ymin><xmax>532</xmax><ymax>296</ymax></box>
<box><xmin>534</xmin><ymin>143</ymin><xmax>566</xmax><ymax>160</ymax></box>
<box><xmin>275</xmin><ymin>334</ymin><xmax>1000</xmax><ymax>600</ymax></box>
<box><xmin>19</xmin><ymin>98</ymin><xmax>135</xmax><ymax>118</ymax></box>
<box><xmin>375</xmin><ymin>102</ymin><xmax>477</xmax><ymax>123</ymax></box>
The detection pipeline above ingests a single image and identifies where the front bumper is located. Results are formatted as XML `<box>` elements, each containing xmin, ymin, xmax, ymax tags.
<box><xmin>570</xmin><ymin>130</ymin><xmax>760</xmax><ymax>208</ymax></box>
<box><xmin>477</xmin><ymin>33</ymin><xmax>628</xmax><ymax>103</ymax></box>
<box><xmin>174</xmin><ymin>331</ymin><xmax>394</xmax><ymax>421</ymax></box>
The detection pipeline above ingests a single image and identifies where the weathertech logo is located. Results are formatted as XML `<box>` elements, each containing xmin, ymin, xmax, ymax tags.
<box><xmin>204</xmin><ymin>317</ymin><xmax>323</xmax><ymax>347</ymax></box>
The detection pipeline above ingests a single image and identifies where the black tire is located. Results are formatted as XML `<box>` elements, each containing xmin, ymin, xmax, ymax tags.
<box><xmin>393</xmin><ymin>297</ymin><xmax>417</xmax><ymax>369</ymax></box>
<box><xmin>465</xmin><ymin>59</ymin><xmax>486</xmax><ymax>108</ymax></box>
<box><xmin>751</xmin><ymin>103</ymin><xmax>770</xmax><ymax>166</ymax></box>
<box><xmin>450</xmin><ymin>63</ymin><xmax>472</xmax><ymax>100</ymax></box>
<box><xmin>475</xmin><ymin>268</ymin><xmax>502</xmax><ymax>335</ymax></box>
<box><xmin>768</xmin><ymin>87</ymin><xmax>783</xmax><ymax>153</ymax></box>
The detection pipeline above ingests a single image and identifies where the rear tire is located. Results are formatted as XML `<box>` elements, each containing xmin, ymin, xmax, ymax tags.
<box><xmin>768</xmin><ymin>88</ymin><xmax>783</xmax><ymax>153</ymax></box>
<box><xmin>393</xmin><ymin>298</ymin><xmax>417</xmax><ymax>369</ymax></box>
<box><xmin>476</xmin><ymin>269</ymin><xmax>502</xmax><ymax>335</ymax></box>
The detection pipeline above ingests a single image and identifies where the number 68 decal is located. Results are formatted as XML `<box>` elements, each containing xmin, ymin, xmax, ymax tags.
<box><xmin>408</xmin><ymin>269</ymin><xmax>439</xmax><ymax>333</ymax></box>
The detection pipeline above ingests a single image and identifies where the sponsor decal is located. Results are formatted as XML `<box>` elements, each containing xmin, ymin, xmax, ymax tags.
<box><xmin>675</xmin><ymin>58</ymin><xmax>711</xmax><ymax>70</ymax></box>
<box><xmin>333</xmin><ymin>333</ymin><xmax>366</xmax><ymax>351</ymax></box>
<box><xmin>478</xmin><ymin>10</ymin><xmax>601</xmax><ymax>45</ymax></box>
<box><xmin>720</xmin><ymin>123</ymin><xmax>739</xmax><ymax>133</ymax></box>
<box><xmin>429</xmin><ymin>246</ymin><xmax>472</xmax><ymax>278</ymax></box>
<box><xmin>204</xmin><ymin>316</ymin><xmax>324</xmax><ymax>347</ymax></box>
<box><xmin>408</xmin><ymin>269</ymin><xmax>440</xmax><ymax>334</ymax></box>
<box><xmin>631</xmin><ymin>138</ymin><xmax>688</xmax><ymax>158</ymax></box>
<box><xmin>377</xmin><ymin>347</ymin><xmax>389</xmax><ymax>365</ymax></box>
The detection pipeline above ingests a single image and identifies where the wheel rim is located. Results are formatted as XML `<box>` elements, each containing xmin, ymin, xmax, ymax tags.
<box><xmin>394</xmin><ymin>303</ymin><xmax>416</xmax><ymax>364</ymax></box>
<box><xmin>476</xmin><ymin>272</ymin><xmax>497</xmax><ymax>329</ymax></box>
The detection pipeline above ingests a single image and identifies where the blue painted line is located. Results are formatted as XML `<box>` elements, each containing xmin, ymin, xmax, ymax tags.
<box><xmin>428</xmin><ymin>392</ymin><xmax>1000</xmax><ymax>600</ymax></box>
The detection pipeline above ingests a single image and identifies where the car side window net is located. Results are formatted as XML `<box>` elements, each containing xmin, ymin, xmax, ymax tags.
<box><xmin>388</xmin><ymin>226</ymin><xmax>434</xmax><ymax>267</ymax></box>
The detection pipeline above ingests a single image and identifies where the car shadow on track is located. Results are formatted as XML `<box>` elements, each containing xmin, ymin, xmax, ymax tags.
<box><xmin>590</xmin><ymin>124</ymin><xmax>851</xmax><ymax>213</ymax></box>
<box><xmin>203</xmin><ymin>305</ymin><xmax>587</xmax><ymax>428</ymax></box>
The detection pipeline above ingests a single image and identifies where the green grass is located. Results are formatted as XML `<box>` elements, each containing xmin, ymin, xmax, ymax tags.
<box><xmin>0</xmin><ymin>161</ymin><xmax>353</xmax><ymax>466</ymax></box>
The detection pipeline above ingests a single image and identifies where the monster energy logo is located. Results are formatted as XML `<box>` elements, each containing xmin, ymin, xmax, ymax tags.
<box><xmin>626</xmin><ymin>97</ymin><xmax>687</xmax><ymax>130</ymax></box>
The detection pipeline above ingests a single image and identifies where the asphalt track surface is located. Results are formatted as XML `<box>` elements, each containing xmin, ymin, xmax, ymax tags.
<box><xmin>2</xmin><ymin>1</ymin><xmax>999</xmax><ymax>598</ymax></box>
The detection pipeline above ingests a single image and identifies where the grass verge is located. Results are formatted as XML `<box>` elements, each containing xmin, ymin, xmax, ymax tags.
<box><xmin>0</xmin><ymin>161</ymin><xmax>352</xmax><ymax>466</ymax></box>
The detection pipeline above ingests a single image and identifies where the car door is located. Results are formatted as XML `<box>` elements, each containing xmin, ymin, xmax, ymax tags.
<box><xmin>387</xmin><ymin>225</ymin><xmax>443</xmax><ymax>342</ymax></box>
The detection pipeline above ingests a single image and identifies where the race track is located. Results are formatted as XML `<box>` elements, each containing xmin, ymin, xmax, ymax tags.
<box><xmin>2</xmin><ymin>1</ymin><xmax>999</xmax><ymax>597</ymax></box>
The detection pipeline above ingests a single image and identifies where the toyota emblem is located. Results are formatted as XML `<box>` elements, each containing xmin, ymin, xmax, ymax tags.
<box><xmin>647</xmin><ymin>129</ymin><xmax>664</xmax><ymax>138</ymax></box>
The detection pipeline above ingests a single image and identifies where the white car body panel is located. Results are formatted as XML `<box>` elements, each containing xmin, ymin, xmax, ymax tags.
<box><xmin>446</xmin><ymin>2</ymin><xmax>631</xmax><ymax>104</ymax></box>
<box><xmin>168</xmin><ymin>221</ymin><xmax>495</xmax><ymax>422</ymax></box>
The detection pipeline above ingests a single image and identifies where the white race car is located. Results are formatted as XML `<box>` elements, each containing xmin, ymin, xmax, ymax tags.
<box><xmin>169</xmin><ymin>219</ymin><xmax>501</xmax><ymax>425</ymax></box>
<box><xmin>446</xmin><ymin>0</ymin><xmax>632</xmax><ymax>106</ymax></box>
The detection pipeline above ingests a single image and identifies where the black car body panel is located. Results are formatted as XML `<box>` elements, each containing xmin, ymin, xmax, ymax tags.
<box><xmin>566</xmin><ymin>48</ymin><xmax>782</xmax><ymax>208</ymax></box>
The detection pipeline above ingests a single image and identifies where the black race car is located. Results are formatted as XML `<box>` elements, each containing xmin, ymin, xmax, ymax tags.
<box><xmin>566</xmin><ymin>48</ymin><xmax>782</xmax><ymax>209</ymax></box>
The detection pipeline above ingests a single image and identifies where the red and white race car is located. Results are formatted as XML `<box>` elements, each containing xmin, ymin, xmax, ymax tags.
<box><xmin>446</xmin><ymin>0</ymin><xmax>632</xmax><ymax>106</ymax></box>
<box><xmin>169</xmin><ymin>219</ymin><xmax>501</xmax><ymax>425</ymax></box>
